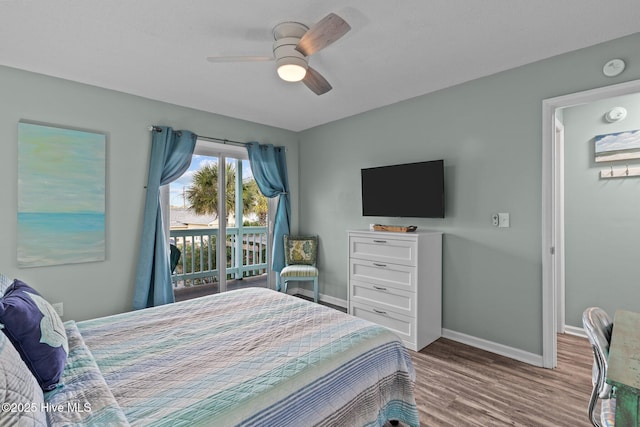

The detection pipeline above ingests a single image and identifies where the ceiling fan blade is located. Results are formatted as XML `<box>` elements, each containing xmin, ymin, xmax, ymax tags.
<box><xmin>206</xmin><ymin>56</ymin><xmax>273</xmax><ymax>63</ymax></box>
<box><xmin>302</xmin><ymin>66</ymin><xmax>332</xmax><ymax>95</ymax></box>
<box><xmin>296</xmin><ymin>13</ymin><xmax>351</xmax><ymax>56</ymax></box>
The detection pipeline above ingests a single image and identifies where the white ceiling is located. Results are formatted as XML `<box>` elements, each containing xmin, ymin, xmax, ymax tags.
<box><xmin>1</xmin><ymin>1</ymin><xmax>639</xmax><ymax>132</ymax></box>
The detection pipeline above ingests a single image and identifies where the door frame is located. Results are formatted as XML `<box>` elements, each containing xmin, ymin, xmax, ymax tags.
<box><xmin>554</xmin><ymin>118</ymin><xmax>565</xmax><ymax>335</ymax></box>
<box><xmin>541</xmin><ymin>78</ymin><xmax>640</xmax><ymax>368</ymax></box>
<box><xmin>163</xmin><ymin>140</ymin><xmax>273</xmax><ymax>292</ymax></box>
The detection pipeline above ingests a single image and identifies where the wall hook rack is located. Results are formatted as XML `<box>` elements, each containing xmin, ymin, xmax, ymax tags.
<box><xmin>600</xmin><ymin>164</ymin><xmax>640</xmax><ymax>179</ymax></box>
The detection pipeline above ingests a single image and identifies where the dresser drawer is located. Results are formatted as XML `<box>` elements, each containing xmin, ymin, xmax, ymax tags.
<box><xmin>349</xmin><ymin>236</ymin><xmax>417</xmax><ymax>266</ymax></box>
<box><xmin>349</xmin><ymin>258</ymin><xmax>416</xmax><ymax>292</ymax></box>
<box><xmin>350</xmin><ymin>279</ymin><xmax>415</xmax><ymax>317</ymax></box>
<box><xmin>350</xmin><ymin>301</ymin><xmax>416</xmax><ymax>349</ymax></box>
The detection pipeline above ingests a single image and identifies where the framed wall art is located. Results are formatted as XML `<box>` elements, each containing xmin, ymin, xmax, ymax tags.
<box><xmin>595</xmin><ymin>128</ymin><xmax>640</xmax><ymax>162</ymax></box>
<box><xmin>18</xmin><ymin>121</ymin><xmax>106</xmax><ymax>267</ymax></box>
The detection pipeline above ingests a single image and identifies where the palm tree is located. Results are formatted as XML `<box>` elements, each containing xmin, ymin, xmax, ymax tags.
<box><xmin>186</xmin><ymin>162</ymin><xmax>264</xmax><ymax>222</ymax></box>
<box><xmin>185</xmin><ymin>163</ymin><xmax>225</xmax><ymax>218</ymax></box>
<box><xmin>244</xmin><ymin>179</ymin><xmax>268</xmax><ymax>225</ymax></box>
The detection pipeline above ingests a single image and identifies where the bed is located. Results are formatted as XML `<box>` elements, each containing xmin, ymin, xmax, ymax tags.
<box><xmin>36</xmin><ymin>287</ymin><xmax>420</xmax><ymax>426</ymax></box>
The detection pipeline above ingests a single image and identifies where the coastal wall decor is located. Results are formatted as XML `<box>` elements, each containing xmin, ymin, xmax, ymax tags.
<box><xmin>595</xmin><ymin>128</ymin><xmax>640</xmax><ymax>162</ymax></box>
<box><xmin>17</xmin><ymin>121</ymin><xmax>106</xmax><ymax>267</ymax></box>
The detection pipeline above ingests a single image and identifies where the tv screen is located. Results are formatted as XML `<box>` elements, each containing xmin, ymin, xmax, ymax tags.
<box><xmin>361</xmin><ymin>160</ymin><xmax>444</xmax><ymax>218</ymax></box>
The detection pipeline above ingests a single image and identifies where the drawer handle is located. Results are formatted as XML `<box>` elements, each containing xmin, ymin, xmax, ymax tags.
<box><xmin>373</xmin><ymin>286</ymin><xmax>388</xmax><ymax>291</ymax></box>
<box><xmin>373</xmin><ymin>308</ymin><xmax>388</xmax><ymax>315</ymax></box>
<box><xmin>373</xmin><ymin>240</ymin><xmax>387</xmax><ymax>244</ymax></box>
<box><xmin>373</xmin><ymin>262</ymin><xmax>387</xmax><ymax>268</ymax></box>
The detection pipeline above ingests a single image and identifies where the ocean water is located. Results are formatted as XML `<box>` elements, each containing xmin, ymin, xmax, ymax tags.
<box><xmin>18</xmin><ymin>212</ymin><xmax>105</xmax><ymax>267</ymax></box>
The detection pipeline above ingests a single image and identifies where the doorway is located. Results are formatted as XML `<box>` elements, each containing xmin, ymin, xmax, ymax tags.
<box><xmin>163</xmin><ymin>140</ymin><xmax>271</xmax><ymax>300</ymax></box>
<box><xmin>542</xmin><ymin>78</ymin><xmax>640</xmax><ymax>368</ymax></box>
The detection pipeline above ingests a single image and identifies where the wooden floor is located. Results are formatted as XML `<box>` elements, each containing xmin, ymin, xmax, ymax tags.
<box><xmin>410</xmin><ymin>333</ymin><xmax>593</xmax><ymax>426</ymax></box>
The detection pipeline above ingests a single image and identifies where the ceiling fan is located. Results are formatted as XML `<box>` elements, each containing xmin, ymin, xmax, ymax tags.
<box><xmin>206</xmin><ymin>13</ymin><xmax>351</xmax><ymax>95</ymax></box>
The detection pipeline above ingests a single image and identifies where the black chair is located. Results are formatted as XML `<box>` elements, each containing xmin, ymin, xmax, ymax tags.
<box><xmin>170</xmin><ymin>244</ymin><xmax>181</xmax><ymax>274</ymax></box>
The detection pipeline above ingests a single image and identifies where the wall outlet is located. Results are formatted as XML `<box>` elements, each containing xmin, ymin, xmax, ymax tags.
<box><xmin>52</xmin><ymin>302</ymin><xmax>63</xmax><ymax>317</ymax></box>
<box><xmin>491</xmin><ymin>214</ymin><xmax>499</xmax><ymax>226</ymax></box>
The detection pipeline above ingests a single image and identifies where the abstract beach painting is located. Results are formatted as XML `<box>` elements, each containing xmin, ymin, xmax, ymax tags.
<box><xmin>18</xmin><ymin>122</ymin><xmax>106</xmax><ymax>267</ymax></box>
<box><xmin>595</xmin><ymin>128</ymin><xmax>640</xmax><ymax>162</ymax></box>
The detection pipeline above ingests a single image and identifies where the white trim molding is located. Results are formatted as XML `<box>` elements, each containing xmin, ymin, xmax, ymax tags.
<box><xmin>442</xmin><ymin>328</ymin><xmax>544</xmax><ymax>367</ymax></box>
<box><xmin>563</xmin><ymin>325</ymin><xmax>587</xmax><ymax>339</ymax></box>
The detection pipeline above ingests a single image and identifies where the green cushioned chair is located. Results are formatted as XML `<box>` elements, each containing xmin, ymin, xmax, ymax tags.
<box><xmin>279</xmin><ymin>235</ymin><xmax>319</xmax><ymax>302</ymax></box>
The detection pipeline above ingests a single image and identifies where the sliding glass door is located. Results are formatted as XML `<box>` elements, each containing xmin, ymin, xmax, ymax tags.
<box><xmin>162</xmin><ymin>140</ymin><xmax>269</xmax><ymax>300</ymax></box>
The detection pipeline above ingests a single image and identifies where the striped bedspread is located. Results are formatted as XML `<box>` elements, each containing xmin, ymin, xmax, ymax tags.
<box><xmin>45</xmin><ymin>322</ymin><xmax>130</xmax><ymax>426</ymax></box>
<box><xmin>63</xmin><ymin>288</ymin><xmax>419</xmax><ymax>426</ymax></box>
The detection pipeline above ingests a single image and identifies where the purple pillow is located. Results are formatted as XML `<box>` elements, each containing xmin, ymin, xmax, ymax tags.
<box><xmin>0</xmin><ymin>279</ymin><xmax>68</xmax><ymax>391</ymax></box>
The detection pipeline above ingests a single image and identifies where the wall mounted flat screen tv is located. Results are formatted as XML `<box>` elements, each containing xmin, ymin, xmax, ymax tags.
<box><xmin>361</xmin><ymin>159</ymin><xmax>444</xmax><ymax>218</ymax></box>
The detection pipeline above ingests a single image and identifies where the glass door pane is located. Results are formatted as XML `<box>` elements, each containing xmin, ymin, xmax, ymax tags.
<box><xmin>168</xmin><ymin>141</ymin><xmax>270</xmax><ymax>303</ymax></box>
<box><xmin>170</xmin><ymin>154</ymin><xmax>222</xmax><ymax>300</ymax></box>
<box><xmin>225</xmin><ymin>157</ymin><xmax>269</xmax><ymax>292</ymax></box>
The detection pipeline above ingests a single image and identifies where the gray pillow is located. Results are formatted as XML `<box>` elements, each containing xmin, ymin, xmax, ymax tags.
<box><xmin>0</xmin><ymin>329</ymin><xmax>47</xmax><ymax>426</ymax></box>
<box><xmin>0</xmin><ymin>273</ymin><xmax>12</xmax><ymax>295</ymax></box>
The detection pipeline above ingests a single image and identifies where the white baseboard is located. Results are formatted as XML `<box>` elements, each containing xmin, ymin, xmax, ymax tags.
<box><xmin>563</xmin><ymin>325</ymin><xmax>587</xmax><ymax>338</ymax></box>
<box><xmin>442</xmin><ymin>328</ymin><xmax>544</xmax><ymax>367</ymax></box>
<box><xmin>286</xmin><ymin>286</ymin><xmax>348</xmax><ymax>309</ymax></box>
<box><xmin>286</xmin><ymin>288</ymin><xmax>547</xmax><ymax>367</ymax></box>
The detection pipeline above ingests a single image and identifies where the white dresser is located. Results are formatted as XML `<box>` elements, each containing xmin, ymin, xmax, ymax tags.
<box><xmin>348</xmin><ymin>230</ymin><xmax>442</xmax><ymax>351</ymax></box>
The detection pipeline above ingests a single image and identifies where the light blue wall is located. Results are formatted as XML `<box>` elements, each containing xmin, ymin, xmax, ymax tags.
<box><xmin>2</xmin><ymin>32</ymin><xmax>640</xmax><ymax>357</ymax></box>
<box><xmin>0</xmin><ymin>65</ymin><xmax>299</xmax><ymax>322</ymax></box>
<box><xmin>563</xmin><ymin>92</ymin><xmax>640</xmax><ymax>328</ymax></box>
<box><xmin>298</xmin><ymin>33</ymin><xmax>640</xmax><ymax>355</ymax></box>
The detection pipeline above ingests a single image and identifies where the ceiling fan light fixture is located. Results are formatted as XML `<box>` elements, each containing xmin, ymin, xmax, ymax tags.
<box><xmin>207</xmin><ymin>13</ymin><xmax>350</xmax><ymax>95</ymax></box>
<box><xmin>276</xmin><ymin>57</ymin><xmax>307</xmax><ymax>82</ymax></box>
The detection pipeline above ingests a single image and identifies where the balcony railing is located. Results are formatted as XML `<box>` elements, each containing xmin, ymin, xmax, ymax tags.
<box><xmin>170</xmin><ymin>226</ymin><xmax>268</xmax><ymax>288</ymax></box>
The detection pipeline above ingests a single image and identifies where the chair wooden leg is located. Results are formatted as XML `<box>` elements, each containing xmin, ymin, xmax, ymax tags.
<box><xmin>313</xmin><ymin>277</ymin><xmax>319</xmax><ymax>303</ymax></box>
<box><xmin>283</xmin><ymin>279</ymin><xmax>288</xmax><ymax>295</ymax></box>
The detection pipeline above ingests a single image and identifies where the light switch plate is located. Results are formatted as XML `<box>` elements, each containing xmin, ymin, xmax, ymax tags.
<box><xmin>498</xmin><ymin>213</ymin><xmax>510</xmax><ymax>228</ymax></box>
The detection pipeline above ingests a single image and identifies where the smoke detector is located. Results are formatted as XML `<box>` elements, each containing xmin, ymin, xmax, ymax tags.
<box><xmin>605</xmin><ymin>107</ymin><xmax>627</xmax><ymax>123</ymax></box>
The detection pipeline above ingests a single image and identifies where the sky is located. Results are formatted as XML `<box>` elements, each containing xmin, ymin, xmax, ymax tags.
<box><xmin>170</xmin><ymin>155</ymin><xmax>254</xmax><ymax>207</ymax></box>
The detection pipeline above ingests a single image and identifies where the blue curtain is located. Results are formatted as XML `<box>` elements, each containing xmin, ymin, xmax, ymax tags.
<box><xmin>246</xmin><ymin>142</ymin><xmax>291</xmax><ymax>288</ymax></box>
<box><xmin>133</xmin><ymin>126</ymin><xmax>197</xmax><ymax>310</ymax></box>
